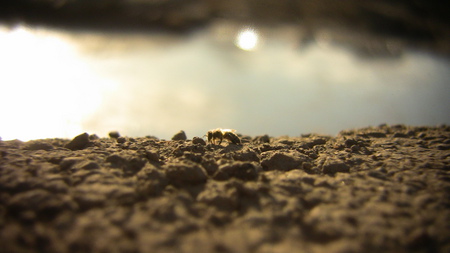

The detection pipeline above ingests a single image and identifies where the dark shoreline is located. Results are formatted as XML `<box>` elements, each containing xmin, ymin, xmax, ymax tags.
<box><xmin>1</xmin><ymin>0</ymin><xmax>449</xmax><ymax>56</ymax></box>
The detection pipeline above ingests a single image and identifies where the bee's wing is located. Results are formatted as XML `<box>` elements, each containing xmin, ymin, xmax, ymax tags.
<box><xmin>222</xmin><ymin>129</ymin><xmax>236</xmax><ymax>133</ymax></box>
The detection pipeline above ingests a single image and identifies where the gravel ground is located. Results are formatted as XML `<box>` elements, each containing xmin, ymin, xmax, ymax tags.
<box><xmin>0</xmin><ymin>125</ymin><xmax>449</xmax><ymax>253</ymax></box>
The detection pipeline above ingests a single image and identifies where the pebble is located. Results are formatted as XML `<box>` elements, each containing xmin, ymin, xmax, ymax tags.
<box><xmin>172</xmin><ymin>130</ymin><xmax>187</xmax><ymax>141</ymax></box>
<box><xmin>164</xmin><ymin>160</ymin><xmax>207</xmax><ymax>185</ymax></box>
<box><xmin>213</xmin><ymin>161</ymin><xmax>259</xmax><ymax>181</ymax></box>
<box><xmin>322</xmin><ymin>158</ymin><xmax>350</xmax><ymax>174</ymax></box>
<box><xmin>261</xmin><ymin>151</ymin><xmax>309</xmax><ymax>171</ymax></box>
<box><xmin>116</xmin><ymin>137</ymin><xmax>127</xmax><ymax>143</ymax></box>
<box><xmin>192</xmin><ymin>137</ymin><xmax>206</xmax><ymax>145</ymax></box>
<box><xmin>365</xmin><ymin>132</ymin><xmax>387</xmax><ymax>138</ymax></box>
<box><xmin>22</xmin><ymin>141</ymin><xmax>54</xmax><ymax>151</ymax></box>
<box><xmin>109</xmin><ymin>131</ymin><xmax>121</xmax><ymax>138</ymax></box>
<box><xmin>64</xmin><ymin>133</ymin><xmax>90</xmax><ymax>150</ymax></box>
<box><xmin>253</xmin><ymin>135</ymin><xmax>270</xmax><ymax>144</ymax></box>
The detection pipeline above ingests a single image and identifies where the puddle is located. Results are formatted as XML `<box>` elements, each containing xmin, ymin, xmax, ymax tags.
<box><xmin>1</xmin><ymin>24</ymin><xmax>449</xmax><ymax>141</ymax></box>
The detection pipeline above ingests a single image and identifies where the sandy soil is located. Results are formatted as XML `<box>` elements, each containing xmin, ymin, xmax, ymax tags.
<box><xmin>0</xmin><ymin>125</ymin><xmax>449</xmax><ymax>253</ymax></box>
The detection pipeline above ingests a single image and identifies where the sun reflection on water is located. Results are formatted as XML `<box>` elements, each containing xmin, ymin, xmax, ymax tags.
<box><xmin>235</xmin><ymin>27</ymin><xmax>260</xmax><ymax>51</ymax></box>
<box><xmin>0</xmin><ymin>25</ymin><xmax>117</xmax><ymax>141</ymax></box>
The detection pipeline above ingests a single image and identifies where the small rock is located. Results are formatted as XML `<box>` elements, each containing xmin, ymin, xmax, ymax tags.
<box><xmin>201</xmin><ymin>158</ymin><xmax>219</xmax><ymax>176</ymax></box>
<box><xmin>23</xmin><ymin>141</ymin><xmax>54</xmax><ymax>151</ymax></box>
<box><xmin>367</xmin><ymin>170</ymin><xmax>387</xmax><ymax>180</ymax></box>
<box><xmin>106</xmin><ymin>154</ymin><xmax>146</xmax><ymax>176</ymax></box>
<box><xmin>2</xmin><ymin>139</ymin><xmax>23</xmax><ymax>148</ymax></box>
<box><xmin>89</xmin><ymin>134</ymin><xmax>99</xmax><ymax>140</ymax></box>
<box><xmin>172</xmin><ymin>130</ymin><xmax>187</xmax><ymax>141</ymax></box>
<box><xmin>135</xmin><ymin>164</ymin><xmax>168</xmax><ymax>196</ymax></box>
<box><xmin>322</xmin><ymin>158</ymin><xmax>350</xmax><ymax>174</ymax></box>
<box><xmin>232</xmin><ymin>149</ymin><xmax>260</xmax><ymax>162</ymax></box>
<box><xmin>145</xmin><ymin>150</ymin><xmax>160</xmax><ymax>163</ymax></box>
<box><xmin>366</xmin><ymin>132</ymin><xmax>387</xmax><ymax>138</ymax></box>
<box><xmin>109</xmin><ymin>131</ymin><xmax>121</xmax><ymax>138</ymax></box>
<box><xmin>64</xmin><ymin>133</ymin><xmax>90</xmax><ymax>150</ymax></box>
<box><xmin>261</xmin><ymin>151</ymin><xmax>309</xmax><ymax>171</ymax></box>
<box><xmin>436</xmin><ymin>144</ymin><xmax>450</xmax><ymax>150</ymax></box>
<box><xmin>350</xmin><ymin>145</ymin><xmax>361</xmax><ymax>153</ymax></box>
<box><xmin>305</xmin><ymin>137</ymin><xmax>328</xmax><ymax>148</ymax></box>
<box><xmin>253</xmin><ymin>135</ymin><xmax>270</xmax><ymax>144</ymax></box>
<box><xmin>213</xmin><ymin>162</ymin><xmax>259</xmax><ymax>181</ymax></box>
<box><xmin>164</xmin><ymin>160</ymin><xmax>207</xmax><ymax>185</ymax></box>
<box><xmin>344</xmin><ymin>138</ymin><xmax>358</xmax><ymax>148</ymax></box>
<box><xmin>116</xmin><ymin>137</ymin><xmax>127</xmax><ymax>143</ymax></box>
<box><xmin>72</xmin><ymin>160</ymin><xmax>100</xmax><ymax>171</ymax></box>
<box><xmin>393</xmin><ymin>132</ymin><xmax>408</xmax><ymax>138</ymax></box>
<box><xmin>192</xmin><ymin>137</ymin><xmax>206</xmax><ymax>145</ymax></box>
<box><xmin>417</xmin><ymin>132</ymin><xmax>427</xmax><ymax>138</ymax></box>
<box><xmin>183</xmin><ymin>152</ymin><xmax>203</xmax><ymax>163</ymax></box>
<box><xmin>278</xmin><ymin>139</ymin><xmax>295</xmax><ymax>145</ymax></box>
<box><xmin>197</xmin><ymin>181</ymin><xmax>239</xmax><ymax>211</ymax></box>
<box><xmin>60</xmin><ymin>157</ymin><xmax>85</xmax><ymax>170</ymax></box>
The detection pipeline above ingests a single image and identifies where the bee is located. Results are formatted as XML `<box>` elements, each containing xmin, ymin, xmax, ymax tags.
<box><xmin>207</xmin><ymin>128</ymin><xmax>242</xmax><ymax>145</ymax></box>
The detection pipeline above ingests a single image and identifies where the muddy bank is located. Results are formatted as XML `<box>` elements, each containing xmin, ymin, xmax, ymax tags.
<box><xmin>0</xmin><ymin>125</ymin><xmax>449</xmax><ymax>253</ymax></box>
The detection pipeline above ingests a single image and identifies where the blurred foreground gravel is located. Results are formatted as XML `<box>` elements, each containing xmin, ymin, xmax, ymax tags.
<box><xmin>0</xmin><ymin>125</ymin><xmax>449</xmax><ymax>253</ymax></box>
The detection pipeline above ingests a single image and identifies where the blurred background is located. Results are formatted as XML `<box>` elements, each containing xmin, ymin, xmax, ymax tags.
<box><xmin>0</xmin><ymin>0</ymin><xmax>449</xmax><ymax>141</ymax></box>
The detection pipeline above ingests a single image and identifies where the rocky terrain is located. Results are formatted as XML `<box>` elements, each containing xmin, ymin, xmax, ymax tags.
<box><xmin>0</xmin><ymin>125</ymin><xmax>449</xmax><ymax>253</ymax></box>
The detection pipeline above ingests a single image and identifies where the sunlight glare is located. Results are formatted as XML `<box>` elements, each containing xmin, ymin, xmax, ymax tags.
<box><xmin>0</xmin><ymin>25</ymin><xmax>117</xmax><ymax>141</ymax></box>
<box><xmin>235</xmin><ymin>27</ymin><xmax>260</xmax><ymax>51</ymax></box>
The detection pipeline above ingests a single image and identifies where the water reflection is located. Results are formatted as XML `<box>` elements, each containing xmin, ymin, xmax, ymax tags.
<box><xmin>0</xmin><ymin>25</ymin><xmax>118</xmax><ymax>141</ymax></box>
<box><xmin>0</xmin><ymin>24</ymin><xmax>449</xmax><ymax>141</ymax></box>
<box><xmin>235</xmin><ymin>27</ymin><xmax>260</xmax><ymax>51</ymax></box>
